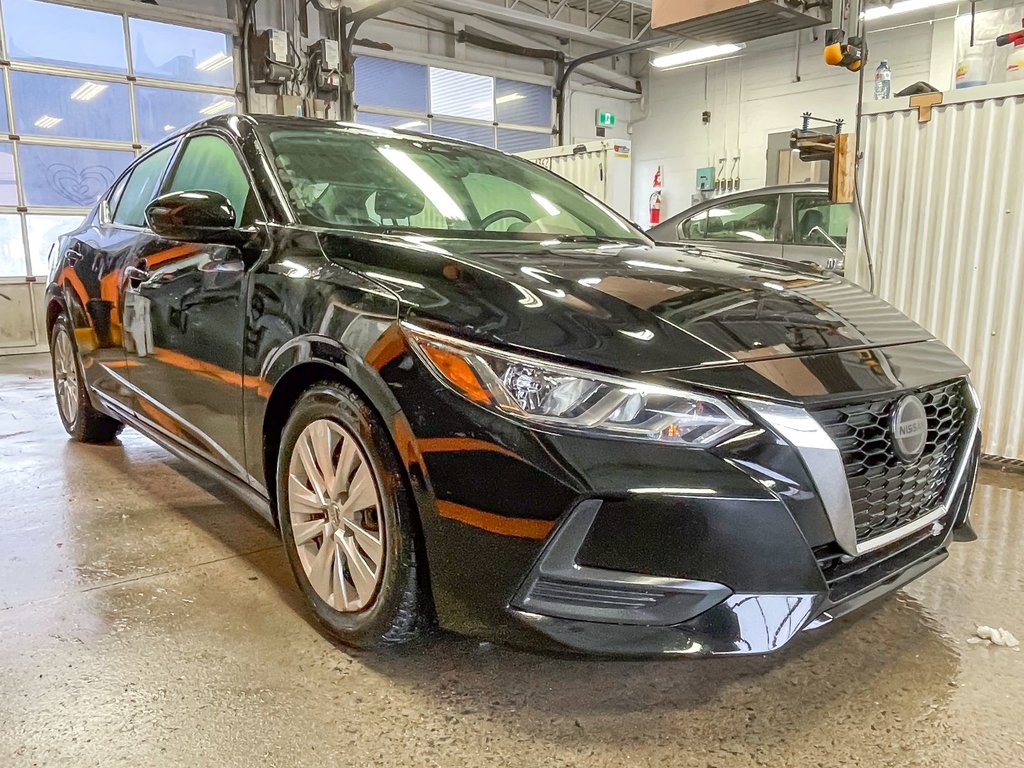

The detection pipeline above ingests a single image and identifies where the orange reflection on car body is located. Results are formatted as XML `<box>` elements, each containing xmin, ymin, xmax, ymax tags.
<box><xmin>435</xmin><ymin>500</ymin><xmax>553</xmax><ymax>540</ymax></box>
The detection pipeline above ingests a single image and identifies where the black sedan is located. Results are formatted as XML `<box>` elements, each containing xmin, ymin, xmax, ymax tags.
<box><xmin>45</xmin><ymin>115</ymin><xmax>980</xmax><ymax>656</ymax></box>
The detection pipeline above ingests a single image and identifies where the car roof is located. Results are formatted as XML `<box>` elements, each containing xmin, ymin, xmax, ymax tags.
<box><xmin>698</xmin><ymin>183</ymin><xmax>829</xmax><ymax>202</ymax></box>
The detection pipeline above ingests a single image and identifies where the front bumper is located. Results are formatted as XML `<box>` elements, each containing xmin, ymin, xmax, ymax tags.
<box><xmin>379</xmin><ymin>335</ymin><xmax>981</xmax><ymax>657</ymax></box>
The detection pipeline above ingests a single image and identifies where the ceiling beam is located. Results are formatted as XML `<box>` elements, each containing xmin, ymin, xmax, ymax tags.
<box><xmin>422</xmin><ymin>0</ymin><xmax>640</xmax><ymax>46</ymax></box>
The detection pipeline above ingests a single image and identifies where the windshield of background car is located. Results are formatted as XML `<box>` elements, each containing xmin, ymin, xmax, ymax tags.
<box><xmin>265</xmin><ymin>127</ymin><xmax>646</xmax><ymax>242</ymax></box>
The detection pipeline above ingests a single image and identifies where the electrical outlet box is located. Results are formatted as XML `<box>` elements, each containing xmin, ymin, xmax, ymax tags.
<box><xmin>308</xmin><ymin>38</ymin><xmax>340</xmax><ymax>71</ymax></box>
<box><xmin>696</xmin><ymin>166</ymin><xmax>716</xmax><ymax>192</ymax></box>
<box><xmin>250</xmin><ymin>28</ymin><xmax>291</xmax><ymax>89</ymax></box>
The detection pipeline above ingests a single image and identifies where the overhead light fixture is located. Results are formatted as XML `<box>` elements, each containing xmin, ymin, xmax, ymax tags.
<box><xmin>863</xmin><ymin>0</ymin><xmax>958</xmax><ymax>21</ymax></box>
<box><xmin>495</xmin><ymin>93</ymin><xmax>525</xmax><ymax>105</ymax></box>
<box><xmin>163</xmin><ymin>124</ymin><xmax>176</xmax><ymax>132</ymax></box>
<box><xmin>70</xmin><ymin>82</ymin><xmax>108</xmax><ymax>101</ymax></box>
<box><xmin>34</xmin><ymin>115</ymin><xmax>62</xmax><ymax>129</ymax></box>
<box><xmin>198</xmin><ymin>98</ymin><xmax>235</xmax><ymax>115</ymax></box>
<box><xmin>651</xmin><ymin>43</ymin><xmax>745</xmax><ymax>69</ymax></box>
<box><xmin>195</xmin><ymin>52</ymin><xmax>233</xmax><ymax>72</ymax></box>
<box><xmin>394</xmin><ymin>120</ymin><xmax>425</xmax><ymax>130</ymax></box>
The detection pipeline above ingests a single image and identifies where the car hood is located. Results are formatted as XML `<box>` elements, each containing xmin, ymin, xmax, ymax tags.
<box><xmin>319</xmin><ymin>233</ymin><xmax>933</xmax><ymax>374</ymax></box>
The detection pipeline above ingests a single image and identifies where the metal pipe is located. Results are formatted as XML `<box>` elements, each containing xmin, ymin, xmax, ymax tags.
<box><xmin>555</xmin><ymin>33</ymin><xmax>676</xmax><ymax>143</ymax></box>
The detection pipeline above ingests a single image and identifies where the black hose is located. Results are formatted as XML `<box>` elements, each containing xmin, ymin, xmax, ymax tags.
<box><xmin>852</xmin><ymin>27</ymin><xmax>876</xmax><ymax>293</ymax></box>
<box><xmin>240</xmin><ymin>0</ymin><xmax>259</xmax><ymax>112</ymax></box>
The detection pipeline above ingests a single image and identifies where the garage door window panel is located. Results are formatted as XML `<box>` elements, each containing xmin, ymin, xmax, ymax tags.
<box><xmin>20</xmin><ymin>145</ymin><xmax>135</xmax><ymax>208</ymax></box>
<box><xmin>112</xmin><ymin>145</ymin><xmax>176</xmax><ymax>228</ymax></box>
<box><xmin>430</xmin><ymin>120</ymin><xmax>495</xmax><ymax>148</ymax></box>
<box><xmin>3</xmin><ymin>0</ymin><xmax>128</xmax><ymax>73</ymax></box>
<box><xmin>430</xmin><ymin>68</ymin><xmax>494</xmax><ymax>122</ymax></box>
<box><xmin>700</xmin><ymin>197</ymin><xmax>779</xmax><ymax>243</ymax></box>
<box><xmin>794</xmin><ymin>195</ymin><xmax>850</xmax><ymax>247</ymax></box>
<box><xmin>0</xmin><ymin>143</ymin><xmax>18</xmax><ymax>207</ymax></box>
<box><xmin>10</xmin><ymin>72</ymin><xmax>132</xmax><ymax>142</ymax></box>
<box><xmin>165</xmin><ymin>136</ymin><xmax>256</xmax><ymax>226</ymax></box>
<box><xmin>497</xmin><ymin>129</ymin><xmax>551</xmax><ymax>154</ymax></box>
<box><xmin>135</xmin><ymin>87</ymin><xmax>236</xmax><ymax>146</ymax></box>
<box><xmin>129</xmin><ymin>19</ymin><xmax>233</xmax><ymax>88</ymax></box>
<box><xmin>354</xmin><ymin>58</ymin><xmax>428</xmax><ymax>113</ymax></box>
<box><xmin>495</xmin><ymin>80</ymin><xmax>552</xmax><ymax>128</ymax></box>
<box><xmin>0</xmin><ymin>213</ymin><xmax>28</xmax><ymax>277</ymax></box>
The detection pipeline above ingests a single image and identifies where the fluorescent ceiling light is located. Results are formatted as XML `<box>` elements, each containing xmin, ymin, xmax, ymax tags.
<box><xmin>863</xmin><ymin>0</ymin><xmax>958</xmax><ymax>21</ymax></box>
<box><xmin>652</xmin><ymin>43</ymin><xmax>745</xmax><ymax>69</ymax></box>
<box><xmin>495</xmin><ymin>93</ymin><xmax>524</xmax><ymax>104</ymax></box>
<box><xmin>34</xmin><ymin>115</ymin><xmax>62</xmax><ymax>129</ymax></box>
<box><xmin>196</xmin><ymin>52</ymin><xmax>233</xmax><ymax>71</ymax></box>
<box><xmin>70</xmin><ymin>82</ymin><xmax>107</xmax><ymax>101</ymax></box>
<box><xmin>377</xmin><ymin>146</ymin><xmax>467</xmax><ymax>221</ymax></box>
<box><xmin>199</xmin><ymin>98</ymin><xmax>235</xmax><ymax>115</ymax></box>
<box><xmin>394</xmin><ymin>120</ymin><xmax>425</xmax><ymax>130</ymax></box>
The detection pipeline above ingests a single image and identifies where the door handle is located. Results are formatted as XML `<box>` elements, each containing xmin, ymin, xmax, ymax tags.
<box><xmin>124</xmin><ymin>265</ymin><xmax>150</xmax><ymax>288</ymax></box>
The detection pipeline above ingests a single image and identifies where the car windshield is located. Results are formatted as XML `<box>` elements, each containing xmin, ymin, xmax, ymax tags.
<box><xmin>264</xmin><ymin>126</ymin><xmax>645</xmax><ymax>242</ymax></box>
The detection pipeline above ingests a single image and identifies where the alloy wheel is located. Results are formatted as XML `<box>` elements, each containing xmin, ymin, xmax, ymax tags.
<box><xmin>54</xmin><ymin>329</ymin><xmax>80</xmax><ymax>425</ymax></box>
<box><xmin>287</xmin><ymin>419</ymin><xmax>386</xmax><ymax>612</ymax></box>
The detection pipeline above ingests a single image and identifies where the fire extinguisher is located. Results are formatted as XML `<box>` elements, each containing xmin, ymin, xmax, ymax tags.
<box><xmin>649</xmin><ymin>165</ymin><xmax>664</xmax><ymax>226</ymax></box>
<box><xmin>649</xmin><ymin>191</ymin><xmax>663</xmax><ymax>226</ymax></box>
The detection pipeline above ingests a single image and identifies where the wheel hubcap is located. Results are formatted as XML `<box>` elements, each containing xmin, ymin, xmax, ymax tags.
<box><xmin>287</xmin><ymin>419</ymin><xmax>385</xmax><ymax>612</ymax></box>
<box><xmin>53</xmin><ymin>330</ymin><xmax>79</xmax><ymax>424</ymax></box>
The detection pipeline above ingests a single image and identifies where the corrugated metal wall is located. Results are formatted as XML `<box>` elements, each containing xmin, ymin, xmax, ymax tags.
<box><xmin>848</xmin><ymin>94</ymin><xmax>1024</xmax><ymax>460</ymax></box>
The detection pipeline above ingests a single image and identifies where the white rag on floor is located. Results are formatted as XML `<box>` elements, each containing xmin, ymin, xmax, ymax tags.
<box><xmin>968</xmin><ymin>626</ymin><xmax>1020</xmax><ymax>648</ymax></box>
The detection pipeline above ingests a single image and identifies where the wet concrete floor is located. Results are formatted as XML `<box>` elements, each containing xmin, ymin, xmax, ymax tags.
<box><xmin>1</xmin><ymin>352</ymin><xmax>1022</xmax><ymax>767</ymax></box>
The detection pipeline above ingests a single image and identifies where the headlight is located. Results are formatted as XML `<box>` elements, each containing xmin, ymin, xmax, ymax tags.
<box><xmin>404</xmin><ymin>325</ymin><xmax>751</xmax><ymax>447</ymax></box>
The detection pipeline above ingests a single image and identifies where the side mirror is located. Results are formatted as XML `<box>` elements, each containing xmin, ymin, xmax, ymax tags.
<box><xmin>145</xmin><ymin>190</ymin><xmax>252</xmax><ymax>247</ymax></box>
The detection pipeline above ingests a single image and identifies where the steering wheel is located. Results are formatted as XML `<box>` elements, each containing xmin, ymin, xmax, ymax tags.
<box><xmin>480</xmin><ymin>209</ymin><xmax>532</xmax><ymax>230</ymax></box>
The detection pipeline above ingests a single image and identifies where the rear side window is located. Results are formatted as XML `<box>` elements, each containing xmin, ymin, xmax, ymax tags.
<box><xmin>112</xmin><ymin>144</ymin><xmax>174</xmax><ymax>227</ymax></box>
<box><xmin>700</xmin><ymin>196</ymin><xmax>779</xmax><ymax>243</ymax></box>
<box><xmin>678</xmin><ymin>215</ymin><xmax>706</xmax><ymax>240</ymax></box>
<box><xmin>794</xmin><ymin>195</ymin><xmax>850</xmax><ymax>246</ymax></box>
<box><xmin>165</xmin><ymin>135</ymin><xmax>256</xmax><ymax>226</ymax></box>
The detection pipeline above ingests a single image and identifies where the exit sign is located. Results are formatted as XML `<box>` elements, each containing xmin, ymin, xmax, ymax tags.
<box><xmin>596</xmin><ymin>110</ymin><xmax>616</xmax><ymax>127</ymax></box>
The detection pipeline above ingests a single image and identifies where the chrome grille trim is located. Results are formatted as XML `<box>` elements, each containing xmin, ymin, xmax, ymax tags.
<box><xmin>743</xmin><ymin>379</ymin><xmax>980</xmax><ymax>559</ymax></box>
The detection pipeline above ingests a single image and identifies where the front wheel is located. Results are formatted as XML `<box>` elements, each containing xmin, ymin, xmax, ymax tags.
<box><xmin>50</xmin><ymin>315</ymin><xmax>123</xmax><ymax>443</ymax></box>
<box><xmin>276</xmin><ymin>382</ymin><xmax>427</xmax><ymax>648</ymax></box>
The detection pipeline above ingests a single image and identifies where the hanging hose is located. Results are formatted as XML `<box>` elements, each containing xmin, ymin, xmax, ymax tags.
<box><xmin>853</xmin><ymin>27</ymin><xmax>876</xmax><ymax>293</ymax></box>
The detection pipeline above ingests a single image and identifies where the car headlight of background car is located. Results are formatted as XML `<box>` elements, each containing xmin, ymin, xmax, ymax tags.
<box><xmin>404</xmin><ymin>324</ymin><xmax>751</xmax><ymax>447</ymax></box>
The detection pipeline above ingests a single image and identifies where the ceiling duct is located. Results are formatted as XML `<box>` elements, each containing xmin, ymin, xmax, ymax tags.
<box><xmin>651</xmin><ymin>0</ymin><xmax>833</xmax><ymax>44</ymax></box>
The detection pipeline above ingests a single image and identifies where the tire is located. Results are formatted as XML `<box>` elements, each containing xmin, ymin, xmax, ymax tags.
<box><xmin>276</xmin><ymin>381</ymin><xmax>427</xmax><ymax>648</ymax></box>
<box><xmin>50</xmin><ymin>314</ymin><xmax>124</xmax><ymax>443</ymax></box>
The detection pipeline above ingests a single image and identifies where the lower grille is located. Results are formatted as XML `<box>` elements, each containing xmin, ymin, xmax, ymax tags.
<box><xmin>810</xmin><ymin>380</ymin><xmax>970</xmax><ymax>544</ymax></box>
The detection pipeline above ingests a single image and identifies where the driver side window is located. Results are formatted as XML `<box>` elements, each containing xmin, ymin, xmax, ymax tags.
<box><xmin>165</xmin><ymin>135</ymin><xmax>257</xmax><ymax>226</ymax></box>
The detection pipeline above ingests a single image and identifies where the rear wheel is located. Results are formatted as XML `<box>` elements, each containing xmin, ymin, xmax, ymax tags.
<box><xmin>50</xmin><ymin>315</ymin><xmax>123</xmax><ymax>443</ymax></box>
<box><xmin>277</xmin><ymin>382</ymin><xmax>426</xmax><ymax>647</ymax></box>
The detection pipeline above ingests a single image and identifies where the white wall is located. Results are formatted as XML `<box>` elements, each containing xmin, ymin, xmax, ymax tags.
<box><xmin>629</xmin><ymin>21</ymin><xmax>950</xmax><ymax>225</ymax></box>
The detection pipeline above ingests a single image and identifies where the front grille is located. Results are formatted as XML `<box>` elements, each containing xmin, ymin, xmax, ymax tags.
<box><xmin>810</xmin><ymin>380</ymin><xmax>970</xmax><ymax>544</ymax></box>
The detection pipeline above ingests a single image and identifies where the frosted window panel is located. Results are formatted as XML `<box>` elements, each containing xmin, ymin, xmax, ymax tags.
<box><xmin>130</xmin><ymin>19</ymin><xmax>234</xmax><ymax>88</ymax></box>
<box><xmin>10</xmin><ymin>72</ymin><xmax>132</xmax><ymax>142</ymax></box>
<box><xmin>498</xmin><ymin>129</ymin><xmax>552</xmax><ymax>153</ymax></box>
<box><xmin>136</xmin><ymin>86</ymin><xmax>236</xmax><ymax>145</ymax></box>
<box><xmin>430</xmin><ymin>68</ymin><xmax>494</xmax><ymax>121</ymax></box>
<box><xmin>19</xmin><ymin>146</ymin><xmax>134</xmax><ymax>208</ymax></box>
<box><xmin>356</xmin><ymin>112</ymin><xmax>427</xmax><ymax>131</ymax></box>
<box><xmin>3</xmin><ymin>0</ymin><xmax>127</xmax><ymax>72</ymax></box>
<box><xmin>430</xmin><ymin>121</ymin><xmax>495</xmax><ymax>147</ymax></box>
<box><xmin>354</xmin><ymin>58</ymin><xmax>428</xmax><ymax>112</ymax></box>
<box><xmin>26</xmin><ymin>214</ymin><xmax>84</xmax><ymax>277</ymax></box>
<box><xmin>495</xmin><ymin>80</ymin><xmax>552</xmax><ymax>128</ymax></box>
<box><xmin>0</xmin><ymin>214</ymin><xmax>28</xmax><ymax>277</ymax></box>
<box><xmin>0</xmin><ymin>144</ymin><xmax>18</xmax><ymax>206</ymax></box>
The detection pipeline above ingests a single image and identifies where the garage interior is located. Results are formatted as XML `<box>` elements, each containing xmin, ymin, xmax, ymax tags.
<box><xmin>1</xmin><ymin>0</ymin><xmax>1023</xmax><ymax>765</ymax></box>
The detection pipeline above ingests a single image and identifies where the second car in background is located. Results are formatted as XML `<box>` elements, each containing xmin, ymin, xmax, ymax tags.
<box><xmin>648</xmin><ymin>184</ymin><xmax>849</xmax><ymax>272</ymax></box>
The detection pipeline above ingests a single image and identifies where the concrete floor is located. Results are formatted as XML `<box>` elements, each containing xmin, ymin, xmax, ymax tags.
<box><xmin>1</xmin><ymin>352</ymin><xmax>1022</xmax><ymax>768</ymax></box>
